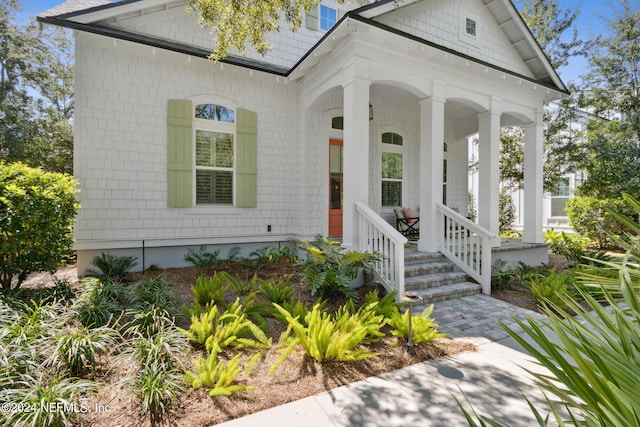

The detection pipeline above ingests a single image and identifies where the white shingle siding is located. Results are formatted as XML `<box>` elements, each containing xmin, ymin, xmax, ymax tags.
<box><xmin>375</xmin><ymin>0</ymin><xmax>533</xmax><ymax>78</ymax></box>
<box><xmin>74</xmin><ymin>32</ymin><xmax>322</xmax><ymax>247</ymax></box>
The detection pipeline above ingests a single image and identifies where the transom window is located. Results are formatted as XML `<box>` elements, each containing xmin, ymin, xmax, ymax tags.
<box><xmin>381</xmin><ymin>132</ymin><xmax>404</xmax><ymax>207</ymax></box>
<box><xmin>320</xmin><ymin>5</ymin><xmax>337</xmax><ymax>31</ymax></box>
<box><xmin>194</xmin><ymin>103</ymin><xmax>235</xmax><ymax>205</ymax></box>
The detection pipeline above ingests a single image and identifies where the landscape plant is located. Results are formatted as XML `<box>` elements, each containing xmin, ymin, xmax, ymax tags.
<box><xmin>47</xmin><ymin>325</ymin><xmax>118</xmax><ymax>378</ymax></box>
<box><xmin>386</xmin><ymin>304</ymin><xmax>446</xmax><ymax>346</ymax></box>
<box><xmin>270</xmin><ymin>301</ymin><xmax>383</xmax><ymax>370</ymax></box>
<box><xmin>184</xmin><ymin>352</ymin><xmax>258</xmax><ymax>397</ymax></box>
<box><xmin>0</xmin><ymin>162</ymin><xmax>79</xmax><ymax>289</ymax></box>
<box><xmin>184</xmin><ymin>245</ymin><xmax>221</xmax><ymax>276</ymax></box>
<box><xmin>86</xmin><ymin>253</ymin><xmax>138</xmax><ymax>282</ymax></box>
<box><xmin>528</xmin><ymin>271</ymin><xmax>572</xmax><ymax>309</ymax></box>
<box><xmin>296</xmin><ymin>234</ymin><xmax>381</xmax><ymax>301</ymax></box>
<box><xmin>459</xmin><ymin>193</ymin><xmax>640</xmax><ymax>425</ymax></box>
<box><xmin>258</xmin><ymin>278</ymin><xmax>295</xmax><ymax>304</ymax></box>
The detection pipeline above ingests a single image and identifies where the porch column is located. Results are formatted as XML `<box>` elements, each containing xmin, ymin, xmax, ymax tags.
<box><xmin>478</xmin><ymin>98</ymin><xmax>501</xmax><ymax>246</ymax></box>
<box><xmin>342</xmin><ymin>58</ymin><xmax>370</xmax><ymax>248</ymax></box>
<box><xmin>522</xmin><ymin>110</ymin><xmax>544</xmax><ymax>243</ymax></box>
<box><xmin>417</xmin><ymin>93</ymin><xmax>445</xmax><ymax>253</ymax></box>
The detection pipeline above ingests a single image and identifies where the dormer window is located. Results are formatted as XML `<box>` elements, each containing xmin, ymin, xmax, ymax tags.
<box><xmin>465</xmin><ymin>18</ymin><xmax>476</xmax><ymax>37</ymax></box>
<box><xmin>320</xmin><ymin>5</ymin><xmax>337</xmax><ymax>31</ymax></box>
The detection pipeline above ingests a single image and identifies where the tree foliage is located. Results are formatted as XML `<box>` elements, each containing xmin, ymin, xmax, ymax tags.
<box><xmin>0</xmin><ymin>0</ymin><xmax>73</xmax><ymax>173</ymax></box>
<box><xmin>0</xmin><ymin>162</ymin><xmax>79</xmax><ymax>289</ymax></box>
<box><xmin>186</xmin><ymin>0</ymin><xmax>322</xmax><ymax>60</ymax></box>
<box><xmin>579</xmin><ymin>0</ymin><xmax>640</xmax><ymax>141</ymax></box>
<box><xmin>517</xmin><ymin>0</ymin><xmax>587</xmax><ymax>69</ymax></box>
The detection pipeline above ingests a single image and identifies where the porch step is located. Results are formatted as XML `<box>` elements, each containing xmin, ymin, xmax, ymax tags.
<box><xmin>401</xmin><ymin>249</ymin><xmax>481</xmax><ymax>306</ymax></box>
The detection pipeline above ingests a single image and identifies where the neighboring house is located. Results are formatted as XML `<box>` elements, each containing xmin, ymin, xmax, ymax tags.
<box><xmin>39</xmin><ymin>0</ymin><xmax>568</xmax><ymax>284</ymax></box>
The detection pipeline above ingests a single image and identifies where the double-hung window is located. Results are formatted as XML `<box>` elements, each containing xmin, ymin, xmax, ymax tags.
<box><xmin>320</xmin><ymin>5</ymin><xmax>337</xmax><ymax>31</ymax></box>
<box><xmin>381</xmin><ymin>132</ymin><xmax>404</xmax><ymax>207</ymax></box>
<box><xmin>194</xmin><ymin>104</ymin><xmax>235</xmax><ymax>205</ymax></box>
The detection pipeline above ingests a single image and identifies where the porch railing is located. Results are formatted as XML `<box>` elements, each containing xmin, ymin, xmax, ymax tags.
<box><xmin>355</xmin><ymin>201</ymin><xmax>407</xmax><ymax>300</ymax></box>
<box><xmin>437</xmin><ymin>203</ymin><xmax>495</xmax><ymax>295</ymax></box>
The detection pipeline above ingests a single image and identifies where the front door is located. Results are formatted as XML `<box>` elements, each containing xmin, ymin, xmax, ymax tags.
<box><xmin>328</xmin><ymin>139</ymin><xmax>343</xmax><ymax>238</ymax></box>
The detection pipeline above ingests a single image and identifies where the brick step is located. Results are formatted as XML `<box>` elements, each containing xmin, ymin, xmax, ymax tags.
<box><xmin>404</xmin><ymin>271</ymin><xmax>468</xmax><ymax>290</ymax></box>
<box><xmin>404</xmin><ymin>261</ymin><xmax>454</xmax><ymax>277</ymax></box>
<box><xmin>404</xmin><ymin>251</ymin><xmax>445</xmax><ymax>263</ymax></box>
<box><xmin>404</xmin><ymin>282</ymin><xmax>482</xmax><ymax>307</ymax></box>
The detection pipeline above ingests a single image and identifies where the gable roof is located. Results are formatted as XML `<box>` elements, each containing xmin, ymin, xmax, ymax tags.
<box><xmin>37</xmin><ymin>0</ymin><xmax>568</xmax><ymax>94</ymax></box>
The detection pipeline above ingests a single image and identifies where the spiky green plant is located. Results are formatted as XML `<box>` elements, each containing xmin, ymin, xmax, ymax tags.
<box><xmin>459</xmin><ymin>194</ymin><xmax>640</xmax><ymax>425</ymax></box>
<box><xmin>134</xmin><ymin>358</ymin><xmax>184</xmax><ymax>427</ymax></box>
<box><xmin>184</xmin><ymin>352</ymin><xmax>257</xmax><ymax>397</ymax></box>
<box><xmin>270</xmin><ymin>301</ymin><xmax>381</xmax><ymax>371</ymax></box>
<box><xmin>178</xmin><ymin>300</ymin><xmax>271</xmax><ymax>354</ymax></box>
<box><xmin>258</xmin><ymin>278</ymin><xmax>296</xmax><ymax>304</ymax></box>
<box><xmin>47</xmin><ymin>325</ymin><xmax>118</xmax><ymax>378</ymax></box>
<box><xmin>362</xmin><ymin>289</ymin><xmax>400</xmax><ymax>320</ymax></box>
<box><xmin>127</xmin><ymin>274</ymin><xmax>181</xmax><ymax>315</ymax></box>
<box><xmin>529</xmin><ymin>271</ymin><xmax>572</xmax><ymax>309</ymax></box>
<box><xmin>227</xmin><ymin>273</ymin><xmax>259</xmax><ymax>295</ymax></box>
<box><xmin>190</xmin><ymin>273</ymin><xmax>229</xmax><ymax>307</ymax></box>
<box><xmin>184</xmin><ymin>245</ymin><xmax>221</xmax><ymax>276</ymax></box>
<box><xmin>86</xmin><ymin>252</ymin><xmax>138</xmax><ymax>282</ymax></box>
<box><xmin>386</xmin><ymin>305</ymin><xmax>446</xmax><ymax>346</ymax></box>
<box><xmin>73</xmin><ymin>278</ymin><xmax>120</xmax><ymax>328</ymax></box>
<box><xmin>123</xmin><ymin>306</ymin><xmax>176</xmax><ymax>338</ymax></box>
<box><xmin>1</xmin><ymin>375</ymin><xmax>97</xmax><ymax>427</ymax></box>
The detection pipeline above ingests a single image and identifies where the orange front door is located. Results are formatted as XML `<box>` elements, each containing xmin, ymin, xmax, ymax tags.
<box><xmin>328</xmin><ymin>139</ymin><xmax>343</xmax><ymax>238</ymax></box>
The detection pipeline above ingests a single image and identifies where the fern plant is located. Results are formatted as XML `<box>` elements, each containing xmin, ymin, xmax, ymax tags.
<box><xmin>259</xmin><ymin>278</ymin><xmax>295</xmax><ymax>304</ymax></box>
<box><xmin>296</xmin><ymin>235</ymin><xmax>381</xmax><ymax>301</ymax></box>
<box><xmin>179</xmin><ymin>300</ymin><xmax>271</xmax><ymax>354</ymax></box>
<box><xmin>190</xmin><ymin>273</ymin><xmax>229</xmax><ymax>307</ymax></box>
<box><xmin>270</xmin><ymin>301</ymin><xmax>380</xmax><ymax>371</ymax></box>
<box><xmin>184</xmin><ymin>245</ymin><xmax>221</xmax><ymax>276</ymax></box>
<box><xmin>387</xmin><ymin>305</ymin><xmax>446</xmax><ymax>346</ymax></box>
<box><xmin>228</xmin><ymin>273</ymin><xmax>259</xmax><ymax>295</ymax></box>
<box><xmin>184</xmin><ymin>352</ymin><xmax>257</xmax><ymax>397</ymax></box>
<box><xmin>529</xmin><ymin>271</ymin><xmax>572</xmax><ymax>309</ymax></box>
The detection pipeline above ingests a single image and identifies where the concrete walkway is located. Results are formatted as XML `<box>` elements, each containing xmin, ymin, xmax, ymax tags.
<box><xmin>216</xmin><ymin>295</ymin><xmax>551</xmax><ymax>427</ymax></box>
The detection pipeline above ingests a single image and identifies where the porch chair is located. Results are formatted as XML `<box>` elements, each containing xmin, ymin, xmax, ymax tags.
<box><xmin>394</xmin><ymin>207</ymin><xmax>420</xmax><ymax>239</ymax></box>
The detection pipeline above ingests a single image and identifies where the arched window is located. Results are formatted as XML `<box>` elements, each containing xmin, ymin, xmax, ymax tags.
<box><xmin>381</xmin><ymin>132</ymin><xmax>404</xmax><ymax>207</ymax></box>
<box><xmin>195</xmin><ymin>104</ymin><xmax>235</xmax><ymax>122</ymax></box>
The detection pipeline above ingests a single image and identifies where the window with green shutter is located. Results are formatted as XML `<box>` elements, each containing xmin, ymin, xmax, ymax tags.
<box><xmin>167</xmin><ymin>100</ymin><xmax>257</xmax><ymax>208</ymax></box>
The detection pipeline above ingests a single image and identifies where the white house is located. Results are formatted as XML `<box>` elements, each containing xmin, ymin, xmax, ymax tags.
<box><xmin>39</xmin><ymin>0</ymin><xmax>568</xmax><ymax>295</ymax></box>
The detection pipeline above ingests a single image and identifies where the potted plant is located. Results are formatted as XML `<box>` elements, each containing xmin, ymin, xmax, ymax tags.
<box><xmin>295</xmin><ymin>235</ymin><xmax>382</xmax><ymax>301</ymax></box>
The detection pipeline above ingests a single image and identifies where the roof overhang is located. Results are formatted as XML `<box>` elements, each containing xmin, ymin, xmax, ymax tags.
<box><xmin>38</xmin><ymin>0</ymin><xmax>569</xmax><ymax>96</ymax></box>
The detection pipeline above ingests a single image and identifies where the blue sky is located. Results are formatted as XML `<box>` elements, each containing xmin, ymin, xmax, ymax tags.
<box><xmin>19</xmin><ymin>0</ymin><xmax>629</xmax><ymax>85</ymax></box>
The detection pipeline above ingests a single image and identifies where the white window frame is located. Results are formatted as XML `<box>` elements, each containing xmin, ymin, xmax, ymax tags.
<box><xmin>459</xmin><ymin>11</ymin><xmax>480</xmax><ymax>46</ymax></box>
<box><xmin>189</xmin><ymin>96</ymin><xmax>237</xmax><ymax>206</ymax></box>
<box><xmin>380</xmin><ymin>129</ymin><xmax>406</xmax><ymax>208</ymax></box>
<box><xmin>320</xmin><ymin>4</ymin><xmax>337</xmax><ymax>31</ymax></box>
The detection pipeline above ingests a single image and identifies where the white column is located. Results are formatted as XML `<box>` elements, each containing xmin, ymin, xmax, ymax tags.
<box><xmin>417</xmin><ymin>95</ymin><xmax>445</xmax><ymax>253</ymax></box>
<box><xmin>342</xmin><ymin>59</ymin><xmax>370</xmax><ymax>248</ymax></box>
<box><xmin>522</xmin><ymin>110</ymin><xmax>544</xmax><ymax>243</ymax></box>
<box><xmin>478</xmin><ymin>99</ymin><xmax>501</xmax><ymax>246</ymax></box>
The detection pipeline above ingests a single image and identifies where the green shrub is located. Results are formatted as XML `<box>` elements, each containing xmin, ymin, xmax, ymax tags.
<box><xmin>228</xmin><ymin>273</ymin><xmax>259</xmax><ymax>295</ymax></box>
<box><xmin>134</xmin><ymin>359</ymin><xmax>184</xmax><ymax>427</ymax></box>
<box><xmin>499</xmin><ymin>190</ymin><xmax>516</xmax><ymax>234</ymax></box>
<box><xmin>86</xmin><ymin>253</ymin><xmax>138</xmax><ymax>282</ymax></box>
<box><xmin>73</xmin><ymin>278</ymin><xmax>120</xmax><ymax>328</ymax></box>
<box><xmin>566</xmin><ymin>196</ymin><xmax>632</xmax><ymax>248</ymax></box>
<box><xmin>386</xmin><ymin>305</ymin><xmax>446</xmax><ymax>346</ymax></box>
<box><xmin>184</xmin><ymin>245</ymin><xmax>220</xmax><ymax>276</ymax></box>
<box><xmin>296</xmin><ymin>235</ymin><xmax>381</xmax><ymax>301</ymax></box>
<box><xmin>0</xmin><ymin>162</ymin><xmax>79</xmax><ymax>289</ymax></box>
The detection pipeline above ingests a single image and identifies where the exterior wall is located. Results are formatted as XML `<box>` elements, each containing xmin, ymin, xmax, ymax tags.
<box><xmin>375</xmin><ymin>0</ymin><xmax>533</xmax><ymax>78</ymax></box>
<box><xmin>111</xmin><ymin>0</ymin><xmax>351</xmax><ymax>69</ymax></box>
<box><xmin>73</xmin><ymin>32</ymin><xmax>317</xmax><ymax>272</ymax></box>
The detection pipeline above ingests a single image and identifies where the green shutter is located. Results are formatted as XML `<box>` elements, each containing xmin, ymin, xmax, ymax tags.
<box><xmin>236</xmin><ymin>108</ymin><xmax>257</xmax><ymax>208</ymax></box>
<box><xmin>306</xmin><ymin>6</ymin><xmax>319</xmax><ymax>30</ymax></box>
<box><xmin>167</xmin><ymin>99</ymin><xmax>193</xmax><ymax>208</ymax></box>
